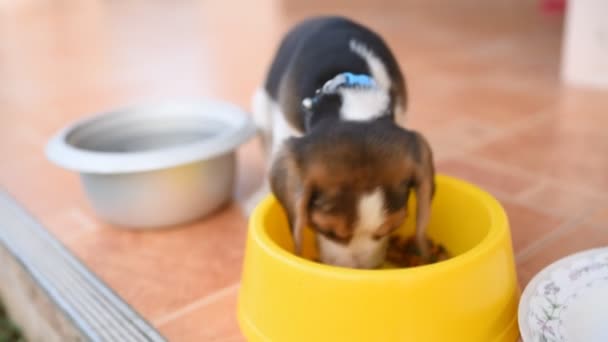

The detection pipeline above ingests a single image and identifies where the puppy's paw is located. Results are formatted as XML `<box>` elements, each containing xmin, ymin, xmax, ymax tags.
<box><xmin>416</xmin><ymin>234</ymin><xmax>431</xmax><ymax>261</ymax></box>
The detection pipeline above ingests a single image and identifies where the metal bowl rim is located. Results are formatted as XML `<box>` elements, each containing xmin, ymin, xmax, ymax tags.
<box><xmin>45</xmin><ymin>99</ymin><xmax>256</xmax><ymax>174</ymax></box>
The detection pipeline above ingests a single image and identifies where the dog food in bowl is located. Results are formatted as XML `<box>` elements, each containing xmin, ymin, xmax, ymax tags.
<box><xmin>386</xmin><ymin>235</ymin><xmax>450</xmax><ymax>267</ymax></box>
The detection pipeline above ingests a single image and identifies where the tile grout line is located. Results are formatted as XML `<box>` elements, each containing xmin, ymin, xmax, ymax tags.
<box><xmin>465</xmin><ymin>154</ymin><xmax>608</xmax><ymax>201</ymax></box>
<box><xmin>450</xmin><ymin>174</ymin><xmax>600</xmax><ymax>263</ymax></box>
<box><xmin>514</xmin><ymin>212</ymin><xmax>591</xmax><ymax>264</ymax></box>
<box><xmin>422</xmin><ymin>106</ymin><xmax>606</xmax><ymax>263</ymax></box>
<box><xmin>585</xmin><ymin>220</ymin><xmax>606</xmax><ymax>231</ymax></box>
<box><xmin>418</xmin><ymin>105</ymin><xmax>608</xmax><ymax>266</ymax></box>
<box><xmin>66</xmin><ymin>208</ymin><xmax>98</xmax><ymax>232</ymax></box>
<box><xmin>470</xmin><ymin>106</ymin><xmax>554</xmax><ymax>142</ymax></box>
<box><xmin>440</xmin><ymin>163</ymin><xmax>596</xmax><ymax>225</ymax></box>
<box><xmin>477</xmin><ymin>185</ymin><xmax>582</xmax><ymax>254</ymax></box>
<box><xmin>440</xmin><ymin>162</ymin><xmax>604</xmax><ymax>266</ymax></box>
<box><xmin>41</xmin><ymin>206</ymin><xmax>101</xmax><ymax>244</ymax></box>
<box><xmin>426</xmin><ymin>107</ymin><xmax>554</xmax><ymax>165</ymax></box>
<box><xmin>490</xmin><ymin>181</ymin><xmax>598</xmax><ymax>222</ymax></box>
<box><xmin>153</xmin><ymin>282</ymin><xmax>241</xmax><ymax>327</ymax></box>
<box><xmin>513</xmin><ymin>178</ymin><xmax>549</xmax><ymax>202</ymax></box>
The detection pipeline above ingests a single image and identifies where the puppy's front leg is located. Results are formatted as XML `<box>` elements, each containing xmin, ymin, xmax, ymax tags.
<box><xmin>411</xmin><ymin>131</ymin><xmax>436</xmax><ymax>260</ymax></box>
<box><xmin>415</xmin><ymin>179</ymin><xmax>432</xmax><ymax>259</ymax></box>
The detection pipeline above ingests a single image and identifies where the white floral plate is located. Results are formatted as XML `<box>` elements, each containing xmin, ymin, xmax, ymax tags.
<box><xmin>519</xmin><ymin>247</ymin><xmax>608</xmax><ymax>342</ymax></box>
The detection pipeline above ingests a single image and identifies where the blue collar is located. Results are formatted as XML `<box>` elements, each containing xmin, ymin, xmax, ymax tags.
<box><xmin>342</xmin><ymin>72</ymin><xmax>376</xmax><ymax>88</ymax></box>
<box><xmin>319</xmin><ymin>72</ymin><xmax>377</xmax><ymax>94</ymax></box>
<box><xmin>302</xmin><ymin>72</ymin><xmax>379</xmax><ymax>113</ymax></box>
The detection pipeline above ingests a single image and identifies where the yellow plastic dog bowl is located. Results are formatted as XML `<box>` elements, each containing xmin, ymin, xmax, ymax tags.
<box><xmin>237</xmin><ymin>175</ymin><xmax>520</xmax><ymax>342</ymax></box>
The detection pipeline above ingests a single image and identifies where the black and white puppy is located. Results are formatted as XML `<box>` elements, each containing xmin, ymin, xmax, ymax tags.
<box><xmin>247</xmin><ymin>16</ymin><xmax>435</xmax><ymax>269</ymax></box>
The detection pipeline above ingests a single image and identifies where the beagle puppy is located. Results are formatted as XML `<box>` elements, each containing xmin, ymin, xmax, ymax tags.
<box><xmin>248</xmin><ymin>15</ymin><xmax>435</xmax><ymax>269</ymax></box>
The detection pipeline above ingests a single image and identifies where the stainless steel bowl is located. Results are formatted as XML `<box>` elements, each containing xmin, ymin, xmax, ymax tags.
<box><xmin>46</xmin><ymin>99</ymin><xmax>256</xmax><ymax>229</ymax></box>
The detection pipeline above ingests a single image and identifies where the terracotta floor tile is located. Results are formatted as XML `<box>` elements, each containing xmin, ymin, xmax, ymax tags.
<box><xmin>158</xmin><ymin>286</ymin><xmax>243</xmax><ymax>342</ymax></box>
<box><xmin>0</xmin><ymin>123</ymin><xmax>47</xmax><ymax>163</ymax></box>
<box><xmin>0</xmin><ymin>123</ymin><xmax>46</xmax><ymax>171</ymax></box>
<box><xmin>587</xmin><ymin>206</ymin><xmax>608</xmax><ymax>227</ymax></box>
<box><xmin>517</xmin><ymin>267</ymin><xmax>536</xmax><ymax>289</ymax></box>
<box><xmin>415</xmin><ymin>80</ymin><xmax>557</xmax><ymax>128</ymax></box>
<box><xmin>437</xmin><ymin>158</ymin><xmax>537</xmax><ymax>197</ymax></box>
<box><xmin>410</xmin><ymin>118</ymin><xmax>504</xmax><ymax>161</ymax></box>
<box><xmin>41</xmin><ymin>205</ymin><xmax>100</xmax><ymax>242</ymax></box>
<box><xmin>477</xmin><ymin>127</ymin><xmax>608</xmax><ymax>195</ymax></box>
<box><xmin>402</xmin><ymin>105</ymin><xmax>461</xmax><ymax>136</ymax></box>
<box><xmin>517</xmin><ymin>224</ymin><xmax>608</xmax><ymax>288</ymax></box>
<box><xmin>0</xmin><ymin>155</ymin><xmax>87</xmax><ymax>221</ymax></box>
<box><xmin>519</xmin><ymin>182</ymin><xmax>608</xmax><ymax>219</ymax></box>
<box><xmin>499</xmin><ymin>199</ymin><xmax>564</xmax><ymax>255</ymax></box>
<box><xmin>554</xmin><ymin>87</ymin><xmax>608</xmax><ymax>114</ymax></box>
<box><xmin>64</xmin><ymin>205</ymin><xmax>248</xmax><ymax>320</ymax></box>
<box><xmin>473</xmin><ymin>104</ymin><xmax>608</xmax><ymax>193</ymax></box>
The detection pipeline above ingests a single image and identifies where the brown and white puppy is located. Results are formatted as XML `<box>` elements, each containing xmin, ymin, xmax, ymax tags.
<box><xmin>246</xmin><ymin>16</ymin><xmax>435</xmax><ymax>269</ymax></box>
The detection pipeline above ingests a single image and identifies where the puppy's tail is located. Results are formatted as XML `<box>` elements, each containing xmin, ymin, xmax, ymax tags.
<box><xmin>349</xmin><ymin>39</ymin><xmax>392</xmax><ymax>91</ymax></box>
<box><xmin>349</xmin><ymin>38</ymin><xmax>407</xmax><ymax>125</ymax></box>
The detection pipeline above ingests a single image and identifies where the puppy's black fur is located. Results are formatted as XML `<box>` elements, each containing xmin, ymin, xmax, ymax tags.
<box><xmin>263</xmin><ymin>16</ymin><xmax>406</xmax><ymax>133</ymax></box>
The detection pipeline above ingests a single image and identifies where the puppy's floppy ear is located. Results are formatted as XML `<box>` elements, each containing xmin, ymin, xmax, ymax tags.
<box><xmin>409</xmin><ymin>131</ymin><xmax>436</xmax><ymax>258</ymax></box>
<box><xmin>292</xmin><ymin>179</ymin><xmax>314</xmax><ymax>255</ymax></box>
<box><xmin>269</xmin><ymin>139</ymin><xmax>313</xmax><ymax>255</ymax></box>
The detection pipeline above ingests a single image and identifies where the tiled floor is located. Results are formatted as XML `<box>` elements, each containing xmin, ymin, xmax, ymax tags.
<box><xmin>1</xmin><ymin>1</ymin><xmax>607</xmax><ymax>341</ymax></box>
